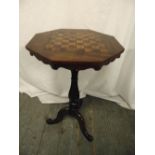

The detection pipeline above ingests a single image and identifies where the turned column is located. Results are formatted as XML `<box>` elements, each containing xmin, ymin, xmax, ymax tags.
<box><xmin>69</xmin><ymin>70</ymin><xmax>82</xmax><ymax>110</ymax></box>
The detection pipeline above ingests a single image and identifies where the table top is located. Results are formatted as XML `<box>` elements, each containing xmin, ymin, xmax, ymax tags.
<box><xmin>26</xmin><ymin>29</ymin><xmax>124</xmax><ymax>70</ymax></box>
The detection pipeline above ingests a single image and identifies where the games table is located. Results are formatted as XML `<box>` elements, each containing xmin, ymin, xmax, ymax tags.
<box><xmin>26</xmin><ymin>29</ymin><xmax>124</xmax><ymax>141</ymax></box>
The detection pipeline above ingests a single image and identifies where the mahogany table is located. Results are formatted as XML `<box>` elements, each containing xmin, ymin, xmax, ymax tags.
<box><xmin>26</xmin><ymin>29</ymin><xmax>124</xmax><ymax>142</ymax></box>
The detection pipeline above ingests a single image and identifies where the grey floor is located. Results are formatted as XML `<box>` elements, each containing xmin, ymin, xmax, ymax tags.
<box><xmin>19</xmin><ymin>93</ymin><xmax>135</xmax><ymax>155</ymax></box>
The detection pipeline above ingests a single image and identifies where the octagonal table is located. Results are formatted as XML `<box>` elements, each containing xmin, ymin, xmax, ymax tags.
<box><xmin>26</xmin><ymin>29</ymin><xmax>124</xmax><ymax>141</ymax></box>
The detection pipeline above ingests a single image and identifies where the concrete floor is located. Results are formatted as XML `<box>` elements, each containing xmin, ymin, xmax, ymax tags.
<box><xmin>19</xmin><ymin>93</ymin><xmax>135</xmax><ymax>155</ymax></box>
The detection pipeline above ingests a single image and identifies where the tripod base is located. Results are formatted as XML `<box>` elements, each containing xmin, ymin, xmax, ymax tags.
<box><xmin>47</xmin><ymin>70</ymin><xmax>93</xmax><ymax>142</ymax></box>
<box><xmin>46</xmin><ymin>106</ymin><xmax>93</xmax><ymax>142</ymax></box>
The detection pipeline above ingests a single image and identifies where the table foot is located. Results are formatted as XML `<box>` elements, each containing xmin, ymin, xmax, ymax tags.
<box><xmin>70</xmin><ymin>110</ymin><xmax>93</xmax><ymax>141</ymax></box>
<box><xmin>46</xmin><ymin>107</ymin><xmax>69</xmax><ymax>124</ymax></box>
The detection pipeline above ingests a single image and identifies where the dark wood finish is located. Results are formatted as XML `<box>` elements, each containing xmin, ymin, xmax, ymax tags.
<box><xmin>26</xmin><ymin>29</ymin><xmax>124</xmax><ymax>70</ymax></box>
<box><xmin>46</xmin><ymin>70</ymin><xmax>93</xmax><ymax>141</ymax></box>
<box><xmin>68</xmin><ymin>70</ymin><xmax>82</xmax><ymax>109</ymax></box>
<box><xmin>26</xmin><ymin>29</ymin><xmax>125</xmax><ymax>142</ymax></box>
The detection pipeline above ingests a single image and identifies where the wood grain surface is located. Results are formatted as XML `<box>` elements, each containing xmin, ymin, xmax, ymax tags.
<box><xmin>20</xmin><ymin>93</ymin><xmax>135</xmax><ymax>155</ymax></box>
<box><xmin>26</xmin><ymin>29</ymin><xmax>124</xmax><ymax>70</ymax></box>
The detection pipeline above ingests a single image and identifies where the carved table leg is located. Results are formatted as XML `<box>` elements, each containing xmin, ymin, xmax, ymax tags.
<box><xmin>70</xmin><ymin>110</ymin><xmax>93</xmax><ymax>141</ymax></box>
<box><xmin>46</xmin><ymin>107</ymin><xmax>69</xmax><ymax>124</ymax></box>
<box><xmin>46</xmin><ymin>69</ymin><xmax>93</xmax><ymax>142</ymax></box>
